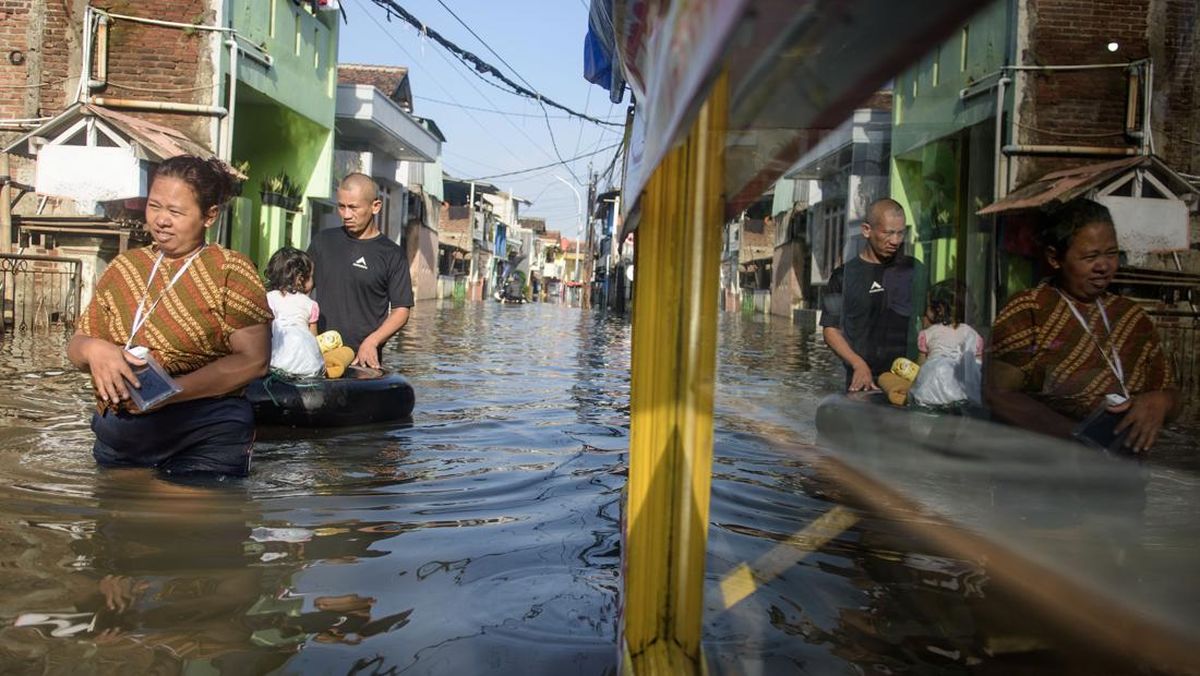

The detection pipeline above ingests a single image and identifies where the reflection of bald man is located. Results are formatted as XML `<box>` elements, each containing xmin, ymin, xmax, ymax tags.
<box><xmin>307</xmin><ymin>173</ymin><xmax>413</xmax><ymax>369</ymax></box>
<box><xmin>820</xmin><ymin>198</ymin><xmax>923</xmax><ymax>392</ymax></box>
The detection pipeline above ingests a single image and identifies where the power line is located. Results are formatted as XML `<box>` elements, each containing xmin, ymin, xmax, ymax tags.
<box><xmin>428</xmin><ymin>0</ymin><xmax>583</xmax><ymax>184</ymax></box>
<box><xmin>416</xmin><ymin>94</ymin><xmax>621</xmax><ymax>122</ymax></box>
<box><xmin>419</xmin><ymin>25</ymin><xmax>559</xmax><ymax>166</ymax></box>
<box><xmin>434</xmin><ymin>0</ymin><xmax>536</xmax><ymax>92</ymax></box>
<box><xmin>349</xmin><ymin>0</ymin><xmax>532</xmax><ymax>165</ymax></box>
<box><xmin>572</xmin><ymin>86</ymin><xmax>593</xmax><ymax>162</ymax></box>
<box><xmin>368</xmin><ymin>0</ymin><xmax>622</xmax><ymax>128</ymax></box>
<box><xmin>463</xmin><ymin>142</ymin><xmax>622</xmax><ymax>181</ymax></box>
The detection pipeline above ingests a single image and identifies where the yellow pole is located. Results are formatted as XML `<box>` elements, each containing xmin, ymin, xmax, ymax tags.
<box><xmin>624</xmin><ymin>72</ymin><xmax>727</xmax><ymax>675</ymax></box>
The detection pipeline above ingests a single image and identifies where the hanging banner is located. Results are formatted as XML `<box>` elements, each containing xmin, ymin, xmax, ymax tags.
<box><xmin>612</xmin><ymin>0</ymin><xmax>749</xmax><ymax>219</ymax></box>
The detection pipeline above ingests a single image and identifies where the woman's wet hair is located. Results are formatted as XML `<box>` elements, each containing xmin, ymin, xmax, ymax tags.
<box><xmin>265</xmin><ymin>247</ymin><xmax>314</xmax><ymax>294</ymax></box>
<box><xmin>927</xmin><ymin>279</ymin><xmax>966</xmax><ymax>326</ymax></box>
<box><xmin>1039</xmin><ymin>198</ymin><xmax>1115</xmax><ymax>261</ymax></box>
<box><xmin>152</xmin><ymin>155</ymin><xmax>238</xmax><ymax>214</ymax></box>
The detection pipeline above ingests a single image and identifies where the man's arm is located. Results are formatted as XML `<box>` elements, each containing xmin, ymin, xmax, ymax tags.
<box><xmin>822</xmin><ymin>326</ymin><xmax>877</xmax><ymax>391</ymax></box>
<box><xmin>819</xmin><ymin>265</ymin><xmax>876</xmax><ymax>391</ymax></box>
<box><xmin>355</xmin><ymin>247</ymin><xmax>415</xmax><ymax>368</ymax></box>
<box><xmin>353</xmin><ymin>306</ymin><xmax>410</xmax><ymax>368</ymax></box>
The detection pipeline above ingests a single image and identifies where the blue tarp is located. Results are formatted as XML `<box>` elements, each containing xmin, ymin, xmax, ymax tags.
<box><xmin>494</xmin><ymin>223</ymin><xmax>507</xmax><ymax>256</ymax></box>
<box><xmin>583</xmin><ymin>0</ymin><xmax>626</xmax><ymax>104</ymax></box>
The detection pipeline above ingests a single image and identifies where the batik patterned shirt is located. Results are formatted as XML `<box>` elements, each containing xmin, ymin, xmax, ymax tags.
<box><xmin>79</xmin><ymin>244</ymin><xmax>273</xmax><ymax>376</ymax></box>
<box><xmin>989</xmin><ymin>280</ymin><xmax>1175</xmax><ymax>420</ymax></box>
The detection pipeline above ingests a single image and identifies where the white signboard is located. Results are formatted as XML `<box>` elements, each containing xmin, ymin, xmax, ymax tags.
<box><xmin>35</xmin><ymin>145</ymin><xmax>146</xmax><ymax>203</ymax></box>
<box><xmin>1097</xmin><ymin>195</ymin><xmax>1189</xmax><ymax>265</ymax></box>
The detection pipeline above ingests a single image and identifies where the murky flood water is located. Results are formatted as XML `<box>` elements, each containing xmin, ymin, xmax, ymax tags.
<box><xmin>0</xmin><ymin>302</ymin><xmax>1196</xmax><ymax>674</ymax></box>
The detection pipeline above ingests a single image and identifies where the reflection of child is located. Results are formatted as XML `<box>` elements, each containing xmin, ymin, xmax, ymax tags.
<box><xmin>909</xmin><ymin>280</ymin><xmax>983</xmax><ymax>408</ymax></box>
<box><xmin>265</xmin><ymin>248</ymin><xmax>325</xmax><ymax>378</ymax></box>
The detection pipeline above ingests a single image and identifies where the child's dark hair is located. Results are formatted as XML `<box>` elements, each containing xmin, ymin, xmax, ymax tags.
<box><xmin>927</xmin><ymin>279</ymin><xmax>966</xmax><ymax>327</ymax></box>
<box><xmin>152</xmin><ymin>155</ymin><xmax>238</xmax><ymax>213</ymax></box>
<box><xmin>265</xmin><ymin>247</ymin><xmax>314</xmax><ymax>294</ymax></box>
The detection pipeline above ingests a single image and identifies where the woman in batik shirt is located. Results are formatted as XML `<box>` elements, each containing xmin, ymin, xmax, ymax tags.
<box><xmin>986</xmin><ymin>198</ymin><xmax>1180</xmax><ymax>453</ymax></box>
<box><xmin>67</xmin><ymin>155</ymin><xmax>273</xmax><ymax>478</ymax></box>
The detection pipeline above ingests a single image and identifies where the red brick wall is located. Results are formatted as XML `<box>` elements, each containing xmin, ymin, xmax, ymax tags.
<box><xmin>1156</xmin><ymin>0</ymin><xmax>1199</xmax><ymax>175</ymax></box>
<box><xmin>0</xmin><ymin>2</ymin><xmax>33</xmax><ymax>121</ymax></box>
<box><xmin>0</xmin><ymin>1</ymin><xmax>216</xmax><ymax>145</ymax></box>
<box><xmin>1017</xmin><ymin>0</ymin><xmax>1200</xmax><ymax>181</ymax></box>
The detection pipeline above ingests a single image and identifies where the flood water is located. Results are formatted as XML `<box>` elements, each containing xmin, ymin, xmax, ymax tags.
<box><xmin>0</xmin><ymin>301</ymin><xmax>1196</xmax><ymax>674</ymax></box>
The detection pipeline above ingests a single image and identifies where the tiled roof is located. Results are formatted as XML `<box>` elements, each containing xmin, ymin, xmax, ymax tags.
<box><xmin>338</xmin><ymin>64</ymin><xmax>412</xmax><ymax>111</ymax></box>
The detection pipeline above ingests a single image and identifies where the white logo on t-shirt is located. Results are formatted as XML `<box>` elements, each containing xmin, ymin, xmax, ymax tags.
<box><xmin>869</xmin><ymin>281</ymin><xmax>885</xmax><ymax>293</ymax></box>
<box><xmin>353</xmin><ymin>256</ymin><xmax>368</xmax><ymax>270</ymax></box>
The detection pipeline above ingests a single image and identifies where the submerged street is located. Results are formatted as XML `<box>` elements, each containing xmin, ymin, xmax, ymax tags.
<box><xmin>0</xmin><ymin>301</ymin><xmax>1196</xmax><ymax>673</ymax></box>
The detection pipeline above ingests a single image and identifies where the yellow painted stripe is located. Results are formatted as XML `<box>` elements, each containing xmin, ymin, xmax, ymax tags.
<box><xmin>716</xmin><ymin>506</ymin><xmax>860</xmax><ymax>610</ymax></box>
<box><xmin>717</xmin><ymin>563</ymin><xmax>759</xmax><ymax>609</ymax></box>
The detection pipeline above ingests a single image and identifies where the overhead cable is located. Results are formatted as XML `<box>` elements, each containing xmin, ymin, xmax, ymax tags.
<box><xmin>351</xmin><ymin>0</ymin><xmax>533</xmax><ymax>163</ymax></box>
<box><xmin>416</xmin><ymin>95</ymin><xmax>621</xmax><ymax>121</ymax></box>
<box><xmin>462</xmin><ymin>142</ymin><xmax>622</xmax><ymax>182</ymax></box>
<box><xmin>429</xmin><ymin>0</ymin><xmax>587</xmax><ymax>184</ymax></box>
<box><xmin>368</xmin><ymin>0</ymin><xmax>623</xmax><ymax>128</ymax></box>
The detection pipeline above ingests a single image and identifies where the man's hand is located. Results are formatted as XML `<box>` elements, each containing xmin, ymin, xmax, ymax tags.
<box><xmin>1113</xmin><ymin>390</ymin><xmax>1177</xmax><ymax>454</ymax></box>
<box><xmin>352</xmin><ymin>340</ymin><xmax>381</xmax><ymax>369</ymax></box>
<box><xmin>848</xmin><ymin>363</ymin><xmax>879</xmax><ymax>392</ymax></box>
<box><xmin>822</xmin><ymin>327</ymin><xmax>879</xmax><ymax>392</ymax></box>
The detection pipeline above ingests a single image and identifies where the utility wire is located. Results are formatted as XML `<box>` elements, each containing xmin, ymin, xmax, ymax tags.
<box><xmin>419</xmin><ymin>25</ymin><xmax>559</xmax><ymax>166</ymax></box>
<box><xmin>350</xmin><ymin>0</ymin><xmax>532</xmax><ymax>165</ymax></box>
<box><xmin>368</xmin><ymin>0</ymin><xmax>622</xmax><ymax>128</ymax></box>
<box><xmin>572</xmin><ymin>86</ymin><xmax>593</xmax><ymax>161</ymax></box>
<box><xmin>464</xmin><ymin>143</ymin><xmax>622</xmax><ymax>182</ymax></box>
<box><xmin>434</xmin><ymin>0</ymin><xmax>535</xmax><ymax>92</ymax></box>
<box><xmin>415</xmin><ymin>95</ymin><xmax>621</xmax><ymax>121</ymax></box>
<box><xmin>428</xmin><ymin>0</ymin><xmax>583</xmax><ymax>183</ymax></box>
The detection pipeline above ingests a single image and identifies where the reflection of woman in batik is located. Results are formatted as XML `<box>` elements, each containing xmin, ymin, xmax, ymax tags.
<box><xmin>986</xmin><ymin>199</ymin><xmax>1180</xmax><ymax>453</ymax></box>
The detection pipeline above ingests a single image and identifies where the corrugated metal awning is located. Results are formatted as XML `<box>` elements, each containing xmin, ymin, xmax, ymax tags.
<box><xmin>977</xmin><ymin>155</ymin><xmax>1197</xmax><ymax>216</ymax></box>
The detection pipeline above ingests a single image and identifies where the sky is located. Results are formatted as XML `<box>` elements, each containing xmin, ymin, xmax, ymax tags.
<box><xmin>336</xmin><ymin>0</ymin><xmax>626</xmax><ymax>237</ymax></box>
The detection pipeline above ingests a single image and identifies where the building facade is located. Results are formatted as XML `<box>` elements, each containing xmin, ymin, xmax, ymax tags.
<box><xmin>770</xmin><ymin>103</ymin><xmax>892</xmax><ymax>322</ymax></box>
<box><xmin>892</xmin><ymin>0</ymin><xmax>1200</xmax><ymax>329</ymax></box>
<box><xmin>0</xmin><ymin>0</ymin><xmax>340</xmax><ymax>274</ymax></box>
<box><xmin>328</xmin><ymin>64</ymin><xmax>445</xmax><ymax>302</ymax></box>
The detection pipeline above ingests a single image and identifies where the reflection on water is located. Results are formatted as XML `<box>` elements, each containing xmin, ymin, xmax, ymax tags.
<box><xmin>0</xmin><ymin>307</ymin><xmax>1195</xmax><ymax>674</ymax></box>
<box><xmin>0</xmin><ymin>305</ymin><xmax>625</xmax><ymax>674</ymax></box>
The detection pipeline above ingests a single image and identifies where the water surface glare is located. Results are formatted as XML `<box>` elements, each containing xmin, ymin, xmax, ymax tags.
<box><xmin>0</xmin><ymin>302</ymin><xmax>1196</xmax><ymax>674</ymax></box>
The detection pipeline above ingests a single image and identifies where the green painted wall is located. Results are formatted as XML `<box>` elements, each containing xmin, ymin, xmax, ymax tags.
<box><xmin>890</xmin><ymin>0</ymin><xmax>1014</xmax><ymax>329</ymax></box>
<box><xmin>229</xmin><ymin>0</ymin><xmax>338</xmax><ymax>129</ymax></box>
<box><xmin>891</xmin><ymin>0</ymin><xmax>1013</xmax><ymax>158</ymax></box>
<box><xmin>219</xmin><ymin>1</ymin><xmax>338</xmax><ymax>267</ymax></box>
<box><xmin>231</xmin><ymin>99</ymin><xmax>334</xmax><ymax>265</ymax></box>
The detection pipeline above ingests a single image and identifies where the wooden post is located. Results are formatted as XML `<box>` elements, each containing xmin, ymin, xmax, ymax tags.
<box><xmin>1</xmin><ymin>154</ymin><xmax>12</xmax><ymax>253</ymax></box>
<box><xmin>623</xmin><ymin>72</ymin><xmax>727</xmax><ymax>675</ymax></box>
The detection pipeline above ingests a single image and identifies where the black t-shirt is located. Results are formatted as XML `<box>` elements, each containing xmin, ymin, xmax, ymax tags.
<box><xmin>308</xmin><ymin>227</ymin><xmax>414</xmax><ymax>353</ymax></box>
<box><xmin>820</xmin><ymin>254</ymin><xmax>922</xmax><ymax>379</ymax></box>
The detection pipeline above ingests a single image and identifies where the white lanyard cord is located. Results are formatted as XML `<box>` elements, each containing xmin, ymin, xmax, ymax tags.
<box><xmin>125</xmin><ymin>246</ymin><xmax>206</xmax><ymax>350</ymax></box>
<box><xmin>1054</xmin><ymin>288</ymin><xmax>1128</xmax><ymax>398</ymax></box>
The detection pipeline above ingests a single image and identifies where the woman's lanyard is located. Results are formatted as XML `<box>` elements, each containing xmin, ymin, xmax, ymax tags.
<box><xmin>1054</xmin><ymin>288</ymin><xmax>1129</xmax><ymax>399</ymax></box>
<box><xmin>125</xmin><ymin>246</ymin><xmax>206</xmax><ymax>350</ymax></box>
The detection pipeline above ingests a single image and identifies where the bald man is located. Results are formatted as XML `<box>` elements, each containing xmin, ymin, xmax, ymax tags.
<box><xmin>307</xmin><ymin>173</ymin><xmax>413</xmax><ymax>369</ymax></box>
<box><xmin>820</xmin><ymin>198</ymin><xmax>924</xmax><ymax>392</ymax></box>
